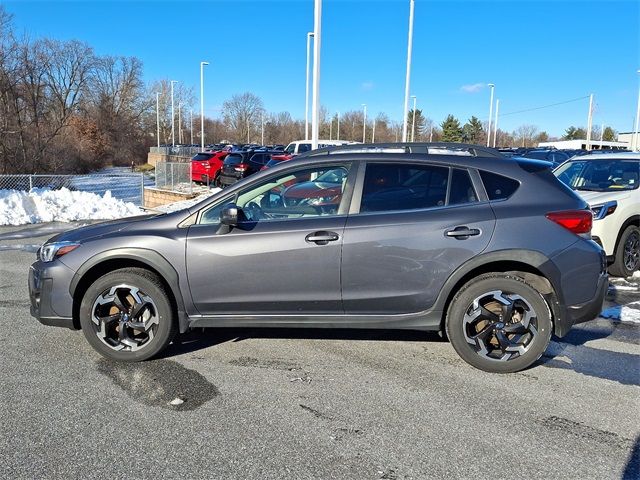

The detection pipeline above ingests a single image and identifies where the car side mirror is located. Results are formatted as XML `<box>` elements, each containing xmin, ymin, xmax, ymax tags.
<box><xmin>220</xmin><ymin>203</ymin><xmax>239</xmax><ymax>226</ymax></box>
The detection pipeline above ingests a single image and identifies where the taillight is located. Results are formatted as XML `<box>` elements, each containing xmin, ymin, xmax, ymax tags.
<box><xmin>546</xmin><ymin>210</ymin><xmax>592</xmax><ymax>235</ymax></box>
<box><xmin>234</xmin><ymin>163</ymin><xmax>249</xmax><ymax>172</ymax></box>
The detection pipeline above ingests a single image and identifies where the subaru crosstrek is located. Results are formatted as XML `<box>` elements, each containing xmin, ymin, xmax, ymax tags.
<box><xmin>29</xmin><ymin>143</ymin><xmax>608</xmax><ymax>373</ymax></box>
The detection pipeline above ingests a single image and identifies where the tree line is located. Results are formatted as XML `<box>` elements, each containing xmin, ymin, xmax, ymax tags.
<box><xmin>0</xmin><ymin>6</ymin><xmax>618</xmax><ymax>175</ymax></box>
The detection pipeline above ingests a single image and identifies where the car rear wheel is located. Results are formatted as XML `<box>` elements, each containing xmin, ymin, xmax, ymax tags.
<box><xmin>609</xmin><ymin>225</ymin><xmax>639</xmax><ymax>278</ymax></box>
<box><xmin>446</xmin><ymin>273</ymin><xmax>552</xmax><ymax>373</ymax></box>
<box><xmin>79</xmin><ymin>268</ymin><xmax>176</xmax><ymax>362</ymax></box>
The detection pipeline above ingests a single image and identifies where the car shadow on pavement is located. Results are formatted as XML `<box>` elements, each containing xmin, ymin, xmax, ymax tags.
<box><xmin>159</xmin><ymin>328</ymin><xmax>444</xmax><ymax>360</ymax></box>
<box><xmin>540</xmin><ymin>323</ymin><xmax>640</xmax><ymax>386</ymax></box>
<box><xmin>623</xmin><ymin>435</ymin><xmax>640</xmax><ymax>480</ymax></box>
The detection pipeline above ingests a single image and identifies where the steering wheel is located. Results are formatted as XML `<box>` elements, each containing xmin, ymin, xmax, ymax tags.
<box><xmin>244</xmin><ymin>201</ymin><xmax>270</xmax><ymax>221</ymax></box>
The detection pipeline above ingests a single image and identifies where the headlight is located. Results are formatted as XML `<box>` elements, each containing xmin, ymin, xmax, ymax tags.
<box><xmin>39</xmin><ymin>242</ymin><xmax>80</xmax><ymax>262</ymax></box>
<box><xmin>591</xmin><ymin>201</ymin><xmax>617</xmax><ymax>220</ymax></box>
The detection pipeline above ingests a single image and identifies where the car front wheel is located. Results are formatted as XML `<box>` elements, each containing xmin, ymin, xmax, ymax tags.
<box><xmin>79</xmin><ymin>268</ymin><xmax>176</xmax><ymax>362</ymax></box>
<box><xmin>446</xmin><ymin>273</ymin><xmax>552</xmax><ymax>373</ymax></box>
<box><xmin>609</xmin><ymin>225</ymin><xmax>640</xmax><ymax>278</ymax></box>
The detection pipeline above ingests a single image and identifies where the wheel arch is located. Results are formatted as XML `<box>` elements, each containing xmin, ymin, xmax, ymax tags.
<box><xmin>434</xmin><ymin>250</ymin><xmax>562</xmax><ymax>335</ymax></box>
<box><xmin>69</xmin><ymin>249</ymin><xmax>188</xmax><ymax>332</ymax></box>
<box><xmin>612</xmin><ymin>215</ymin><xmax>640</xmax><ymax>257</ymax></box>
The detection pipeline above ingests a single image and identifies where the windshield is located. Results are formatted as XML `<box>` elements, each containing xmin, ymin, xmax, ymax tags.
<box><xmin>314</xmin><ymin>168</ymin><xmax>348</xmax><ymax>183</ymax></box>
<box><xmin>284</xmin><ymin>143</ymin><xmax>295</xmax><ymax>154</ymax></box>
<box><xmin>554</xmin><ymin>159</ymin><xmax>639</xmax><ymax>192</ymax></box>
<box><xmin>192</xmin><ymin>153</ymin><xmax>213</xmax><ymax>161</ymax></box>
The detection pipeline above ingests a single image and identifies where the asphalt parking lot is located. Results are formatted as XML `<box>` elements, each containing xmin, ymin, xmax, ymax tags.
<box><xmin>1</xmin><ymin>223</ymin><xmax>638</xmax><ymax>479</ymax></box>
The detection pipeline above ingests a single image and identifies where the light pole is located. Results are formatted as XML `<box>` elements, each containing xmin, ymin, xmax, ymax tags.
<box><xmin>492</xmin><ymin>99</ymin><xmax>500</xmax><ymax>148</ymax></box>
<box><xmin>305</xmin><ymin>32</ymin><xmax>314</xmax><ymax>141</ymax></box>
<box><xmin>337</xmin><ymin>111</ymin><xmax>340</xmax><ymax>141</ymax></box>
<box><xmin>411</xmin><ymin>95</ymin><xmax>417</xmax><ymax>142</ymax></box>
<box><xmin>311</xmin><ymin>0</ymin><xmax>322</xmax><ymax>150</ymax></box>
<box><xmin>178</xmin><ymin>102</ymin><xmax>182</xmax><ymax>144</ymax></box>
<box><xmin>586</xmin><ymin>93</ymin><xmax>594</xmax><ymax>151</ymax></box>
<box><xmin>372</xmin><ymin>118</ymin><xmax>376</xmax><ymax>143</ymax></box>
<box><xmin>155</xmin><ymin>91</ymin><xmax>161</xmax><ymax>148</ymax></box>
<box><xmin>170</xmin><ymin>80</ymin><xmax>178</xmax><ymax>147</ymax></box>
<box><xmin>486</xmin><ymin>83</ymin><xmax>495</xmax><ymax>147</ymax></box>
<box><xmin>634</xmin><ymin>69</ymin><xmax>640</xmax><ymax>151</ymax></box>
<box><xmin>401</xmin><ymin>0</ymin><xmax>415</xmax><ymax>142</ymax></box>
<box><xmin>261</xmin><ymin>111</ymin><xmax>265</xmax><ymax>146</ymax></box>
<box><xmin>190</xmin><ymin>109</ymin><xmax>194</xmax><ymax>145</ymax></box>
<box><xmin>429</xmin><ymin>124</ymin><xmax>433</xmax><ymax>142</ymax></box>
<box><xmin>200</xmin><ymin>61</ymin><xmax>209</xmax><ymax>150</ymax></box>
<box><xmin>329</xmin><ymin>114</ymin><xmax>333</xmax><ymax>140</ymax></box>
<box><xmin>362</xmin><ymin>104</ymin><xmax>367</xmax><ymax>143</ymax></box>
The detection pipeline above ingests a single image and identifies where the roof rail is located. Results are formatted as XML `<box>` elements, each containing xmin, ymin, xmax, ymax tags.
<box><xmin>296</xmin><ymin>142</ymin><xmax>504</xmax><ymax>159</ymax></box>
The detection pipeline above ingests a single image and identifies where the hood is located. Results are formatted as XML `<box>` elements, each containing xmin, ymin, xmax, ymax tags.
<box><xmin>46</xmin><ymin>214</ymin><xmax>160</xmax><ymax>244</ymax></box>
<box><xmin>575</xmin><ymin>190</ymin><xmax>631</xmax><ymax>206</ymax></box>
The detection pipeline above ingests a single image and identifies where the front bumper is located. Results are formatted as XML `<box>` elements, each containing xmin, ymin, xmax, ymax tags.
<box><xmin>553</xmin><ymin>272</ymin><xmax>608</xmax><ymax>337</ymax></box>
<box><xmin>28</xmin><ymin>260</ymin><xmax>76</xmax><ymax>329</ymax></box>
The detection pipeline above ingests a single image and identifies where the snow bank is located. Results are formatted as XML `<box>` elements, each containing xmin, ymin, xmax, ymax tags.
<box><xmin>0</xmin><ymin>188</ymin><xmax>141</xmax><ymax>226</ymax></box>
<box><xmin>600</xmin><ymin>302</ymin><xmax>640</xmax><ymax>324</ymax></box>
<box><xmin>155</xmin><ymin>188</ymin><xmax>221</xmax><ymax>213</ymax></box>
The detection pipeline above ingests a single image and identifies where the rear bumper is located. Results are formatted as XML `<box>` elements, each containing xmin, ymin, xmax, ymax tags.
<box><xmin>553</xmin><ymin>272</ymin><xmax>608</xmax><ymax>337</ymax></box>
<box><xmin>28</xmin><ymin>261</ymin><xmax>76</xmax><ymax>329</ymax></box>
<box><xmin>218</xmin><ymin>174</ymin><xmax>241</xmax><ymax>186</ymax></box>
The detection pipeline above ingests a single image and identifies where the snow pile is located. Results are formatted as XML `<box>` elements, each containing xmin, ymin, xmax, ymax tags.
<box><xmin>0</xmin><ymin>188</ymin><xmax>141</xmax><ymax>226</ymax></box>
<box><xmin>600</xmin><ymin>274</ymin><xmax>640</xmax><ymax>324</ymax></box>
<box><xmin>600</xmin><ymin>302</ymin><xmax>640</xmax><ymax>324</ymax></box>
<box><xmin>155</xmin><ymin>188</ymin><xmax>221</xmax><ymax>213</ymax></box>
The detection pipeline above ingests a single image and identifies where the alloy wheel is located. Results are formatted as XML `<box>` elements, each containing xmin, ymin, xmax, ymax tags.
<box><xmin>90</xmin><ymin>284</ymin><xmax>159</xmax><ymax>352</ymax></box>
<box><xmin>463</xmin><ymin>290</ymin><xmax>539</xmax><ymax>362</ymax></box>
<box><xmin>623</xmin><ymin>231</ymin><xmax>639</xmax><ymax>272</ymax></box>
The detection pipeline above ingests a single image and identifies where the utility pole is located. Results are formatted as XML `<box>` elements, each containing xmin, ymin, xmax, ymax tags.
<box><xmin>586</xmin><ymin>93</ymin><xmax>594</xmax><ymax>151</ymax></box>
<box><xmin>311</xmin><ymin>0</ymin><xmax>322</xmax><ymax>150</ymax></box>
<box><xmin>401</xmin><ymin>0</ymin><xmax>415</xmax><ymax>142</ymax></box>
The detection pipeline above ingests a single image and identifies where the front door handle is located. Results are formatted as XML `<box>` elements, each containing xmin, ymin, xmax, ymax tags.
<box><xmin>445</xmin><ymin>226</ymin><xmax>481</xmax><ymax>240</ymax></box>
<box><xmin>305</xmin><ymin>231</ymin><xmax>340</xmax><ymax>245</ymax></box>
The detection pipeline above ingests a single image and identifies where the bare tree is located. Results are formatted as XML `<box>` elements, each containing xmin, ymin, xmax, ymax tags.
<box><xmin>221</xmin><ymin>92</ymin><xmax>264</xmax><ymax>143</ymax></box>
<box><xmin>514</xmin><ymin>124</ymin><xmax>539</xmax><ymax>148</ymax></box>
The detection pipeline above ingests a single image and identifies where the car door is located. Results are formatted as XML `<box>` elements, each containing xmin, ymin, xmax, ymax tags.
<box><xmin>186</xmin><ymin>162</ymin><xmax>355</xmax><ymax>316</ymax></box>
<box><xmin>341</xmin><ymin>162</ymin><xmax>496</xmax><ymax>314</ymax></box>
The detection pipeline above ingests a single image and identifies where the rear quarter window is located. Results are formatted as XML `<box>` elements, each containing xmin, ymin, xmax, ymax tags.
<box><xmin>480</xmin><ymin>171</ymin><xmax>520</xmax><ymax>200</ymax></box>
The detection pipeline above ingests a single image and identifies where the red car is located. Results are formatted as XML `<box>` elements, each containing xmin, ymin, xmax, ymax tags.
<box><xmin>190</xmin><ymin>151</ymin><xmax>228</xmax><ymax>185</ymax></box>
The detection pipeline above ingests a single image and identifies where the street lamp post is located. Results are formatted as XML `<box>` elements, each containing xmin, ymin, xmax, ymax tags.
<box><xmin>190</xmin><ymin>109</ymin><xmax>194</xmax><ymax>145</ymax></box>
<box><xmin>486</xmin><ymin>83</ymin><xmax>495</xmax><ymax>147</ymax></box>
<box><xmin>305</xmin><ymin>32</ymin><xmax>314</xmax><ymax>141</ymax></box>
<box><xmin>329</xmin><ymin>115</ymin><xmax>333</xmax><ymax>140</ymax></box>
<box><xmin>411</xmin><ymin>95</ymin><xmax>417</xmax><ymax>142</ymax></box>
<box><xmin>372</xmin><ymin>118</ymin><xmax>376</xmax><ymax>143</ymax></box>
<box><xmin>401</xmin><ymin>0</ymin><xmax>415</xmax><ymax>142</ymax></box>
<box><xmin>492</xmin><ymin>99</ymin><xmax>500</xmax><ymax>148</ymax></box>
<box><xmin>200</xmin><ymin>61</ymin><xmax>209</xmax><ymax>150</ymax></box>
<box><xmin>311</xmin><ymin>0</ymin><xmax>322</xmax><ymax>150</ymax></box>
<box><xmin>155</xmin><ymin>91</ymin><xmax>161</xmax><ymax>148</ymax></box>
<box><xmin>337</xmin><ymin>111</ymin><xmax>340</xmax><ymax>141</ymax></box>
<box><xmin>261</xmin><ymin>112</ymin><xmax>265</xmax><ymax>146</ymax></box>
<box><xmin>170</xmin><ymin>80</ymin><xmax>178</xmax><ymax>147</ymax></box>
<box><xmin>586</xmin><ymin>93</ymin><xmax>594</xmax><ymax>151</ymax></box>
<box><xmin>362</xmin><ymin>104</ymin><xmax>367</xmax><ymax>143</ymax></box>
<box><xmin>178</xmin><ymin>102</ymin><xmax>182</xmax><ymax>144</ymax></box>
<box><xmin>634</xmin><ymin>69</ymin><xmax>640</xmax><ymax>151</ymax></box>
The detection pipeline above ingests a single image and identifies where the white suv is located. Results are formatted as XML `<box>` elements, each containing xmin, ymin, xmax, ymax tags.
<box><xmin>555</xmin><ymin>152</ymin><xmax>639</xmax><ymax>277</ymax></box>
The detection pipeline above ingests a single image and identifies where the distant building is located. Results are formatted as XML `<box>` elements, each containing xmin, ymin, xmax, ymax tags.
<box><xmin>617</xmin><ymin>132</ymin><xmax>639</xmax><ymax>150</ymax></box>
<box><xmin>537</xmin><ymin>139</ymin><xmax>629</xmax><ymax>150</ymax></box>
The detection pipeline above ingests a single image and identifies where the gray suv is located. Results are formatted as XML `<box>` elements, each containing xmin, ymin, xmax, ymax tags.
<box><xmin>28</xmin><ymin>143</ymin><xmax>608</xmax><ymax>373</ymax></box>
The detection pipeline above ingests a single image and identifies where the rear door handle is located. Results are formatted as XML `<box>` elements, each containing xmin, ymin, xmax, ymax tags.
<box><xmin>305</xmin><ymin>231</ymin><xmax>340</xmax><ymax>245</ymax></box>
<box><xmin>445</xmin><ymin>226</ymin><xmax>481</xmax><ymax>239</ymax></box>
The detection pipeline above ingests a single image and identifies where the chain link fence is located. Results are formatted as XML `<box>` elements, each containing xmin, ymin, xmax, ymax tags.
<box><xmin>150</xmin><ymin>146</ymin><xmax>202</xmax><ymax>157</ymax></box>
<box><xmin>154</xmin><ymin>162</ymin><xmax>193</xmax><ymax>193</ymax></box>
<box><xmin>0</xmin><ymin>172</ymin><xmax>147</xmax><ymax>206</ymax></box>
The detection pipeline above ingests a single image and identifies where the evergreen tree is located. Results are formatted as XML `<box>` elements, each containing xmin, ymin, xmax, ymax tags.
<box><xmin>406</xmin><ymin>109</ymin><xmax>426</xmax><ymax>140</ymax></box>
<box><xmin>441</xmin><ymin>115</ymin><xmax>463</xmax><ymax>142</ymax></box>
<box><xmin>462</xmin><ymin>116</ymin><xmax>484</xmax><ymax>143</ymax></box>
<box><xmin>563</xmin><ymin>126</ymin><xmax>587</xmax><ymax>140</ymax></box>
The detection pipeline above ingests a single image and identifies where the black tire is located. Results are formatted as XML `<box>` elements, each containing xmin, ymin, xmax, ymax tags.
<box><xmin>79</xmin><ymin>268</ymin><xmax>176</xmax><ymax>362</ymax></box>
<box><xmin>609</xmin><ymin>225</ymin><xmax>640</xmax><ymax>278</ymax></box>
<box><xmin>446</xmin><ymin>273</ymin><xmax>552</xmax><ymax>373</ymax></box>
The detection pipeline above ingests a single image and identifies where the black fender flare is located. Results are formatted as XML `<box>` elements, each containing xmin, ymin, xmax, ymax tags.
<box><xmin>69</xmin><ymin>248</ymin><xmax>189</xmax><ymax>332</ymax></box>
